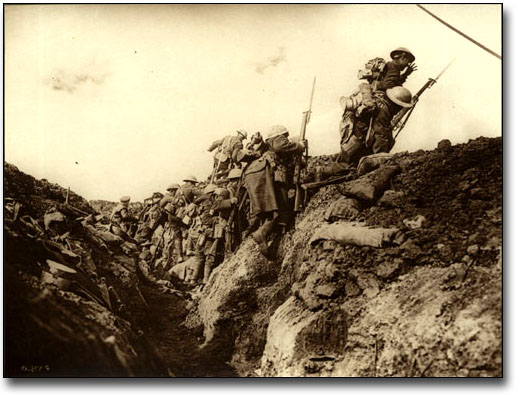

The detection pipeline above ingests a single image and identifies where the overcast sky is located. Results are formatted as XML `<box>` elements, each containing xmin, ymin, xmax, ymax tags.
<box><xmin>5</xmin><ymin>4</ymin><xmax>501</xmax><ymax>202</ymax></box>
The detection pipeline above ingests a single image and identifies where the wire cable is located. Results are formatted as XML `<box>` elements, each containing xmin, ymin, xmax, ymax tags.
<box><xmin>417</xmin><ymin>4</ymin><xmax>501</xmax><ymax>60</ymax></box>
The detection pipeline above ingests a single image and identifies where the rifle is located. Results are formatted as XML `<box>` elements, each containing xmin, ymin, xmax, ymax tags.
<box><xmin>301</xmin><ymin>174</ymin><xmax>352</xmax><ymax>191</ymax></box>
<box><xmin>294</xmin><ymin>76</ymin><xmax>316</xmax><ymax>212</ymax></box>
<box><xmin>225</xmin><ymin>187</ymin><xmax>247</xmax><ymax>253</ymax></box>
<box><xmin>391</xmin><ymin>59</ymin><xmax>455</xmax><ymax>143</ymax></box>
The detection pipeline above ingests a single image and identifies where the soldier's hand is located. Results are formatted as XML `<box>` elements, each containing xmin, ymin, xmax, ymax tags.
<box><xmin>404</xmin><ymin>63</ymin><xmax>417</xmax><ymax>76</ymax></box>
<box><xmin>230</xmin><ymin>197</ymin><xmax>238</xmax><ymax>205</ymax></box>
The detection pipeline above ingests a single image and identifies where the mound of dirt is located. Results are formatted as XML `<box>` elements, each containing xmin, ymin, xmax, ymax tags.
<box><xmin>4</xmin><ymin>163</ymin><xmax>168</xmax><ymax>377</ymax></box>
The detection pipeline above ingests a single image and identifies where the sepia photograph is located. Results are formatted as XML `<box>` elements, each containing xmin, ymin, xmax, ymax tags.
<box><xmin>3</xmin><ymin>3</ymin><xmax>503</xmax><ymax>378</ymax></box>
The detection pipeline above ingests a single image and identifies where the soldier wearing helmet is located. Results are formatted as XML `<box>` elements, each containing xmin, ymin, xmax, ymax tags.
<box><xmin>110</xmin><ymin>195</ymin><xmax>139</xmax><ymax>237</ymax></box>
<box><xmin>134</xmin><ymin>192</ymin><xmax>165</xmax><ymax>244</ymax></box>
<box><xmin>196</xmin><ymin>186</ymin><xmax>238</xmax><ymax>282</ymax></box>
<box><xmin>240</xmin><ymin>125</ymin><xmax>306</xmax><ymax>256</ymax></box>
<box><xmin>344</xmin><ymin>85</ymin><xmax>413</xmax><ymax>164</ymax></box>
<box><xmin>110</xmin><ymin>195</ymin><xmax>131</xmax><ymax>221</ymax></box>
<box><xmin>158</xmin><ymin>182</ymin><xmax>186</xmax><ymax>265</ymax></box>
<box><xmin>208</xmin><ymin>130</ymin><xmax>248</xmax><ymax>179</ymax></box>
<box><xmin>319</xmin><ymin>84</ymin><xmax>414</xmax><ymax>182</ymax></box>
<box><xmin>375</xmin><ymin>47</ymin><xmax>417</xmax><ymax>92</ymax></box>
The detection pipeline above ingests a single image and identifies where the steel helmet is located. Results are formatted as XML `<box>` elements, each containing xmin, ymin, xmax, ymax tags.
<box><xmin>227</xmin><ymin>168</ymin><xmax>242</xmax><ymax>180</ymax></box>
<box><xmin>237</xmin><ymin>130</ymin><xmax>248</xmax><ymax>139</ymax></box>
<box><xmin>120</xmin><ymin>196</ymin><xmax>131</xmax><ymax>203</ymax></box>
<box><xmin>203</xmin><ymin>184</ymin><xmax>218</xmax><ymax>194</ymax></box>
<box><xmin>266</xmin><ymin>125</ymin><xmax>289</xmax><ymax>139</ymax></box>
<box><xmin>390</xmin><ymin>47</ymin><xmax>415</xmax><ymax>62</ymax></box>
<box><xmin>214</xmin><ymin>188</ymin><xmax>230</xmax><ymax>199</ymax></box>
<box><xmin>152</xmin><ymin>192</ymin><xmax>164</xmax><ymax>199</ymax></box>
<box><xmin>386</xmin><ymin>86</ymin><xmax>413</xmax><ymax>108</ymax></box>
<box><xmin>167</xmin><ymin>183</ymin><xmax>180</xmax><ymax>191</ymax></box>
<box><xmin>183</xmin><ymin>175</ymin><xmax>198</xmax><ymax>183</ymax></box>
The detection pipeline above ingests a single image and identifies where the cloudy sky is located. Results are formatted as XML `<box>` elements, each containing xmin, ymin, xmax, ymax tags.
<box><xmin>5</xmin><ymin>4</ymin><xmax>502</xmax><ymax>202</ymax></box>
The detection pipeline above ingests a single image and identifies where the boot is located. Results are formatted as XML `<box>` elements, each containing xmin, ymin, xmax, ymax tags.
<box><xmin>243</xmin><ymin>216</ymin><xmax>262</xmax><ymax>240</ymax></box>
<box><xmin>252</xmin><ymin>220</ymin><xmax>274</xmax><ymax>257</ymax></box>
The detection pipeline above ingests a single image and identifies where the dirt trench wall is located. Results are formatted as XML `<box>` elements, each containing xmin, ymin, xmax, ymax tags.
<box><xmin>4</xmin><ymin>162</ymin><xmax>167</xmax><ymax>377</ymax></box>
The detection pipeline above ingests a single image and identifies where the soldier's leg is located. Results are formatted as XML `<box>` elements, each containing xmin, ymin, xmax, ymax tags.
<box><xmin>274</xmin><ymin>183</ymin><xmax>290</xmax><ymax>229</ymax></box>
<box><xmin>372</xmin><ymin>102</ymin><xmax>395</xmax><ymax>153</ymax></box>
<box><xmin>188</xmin><ymin>235</ymin><xmax>205</xmax><ymax>283</ymax></box>
<box><xmin>339</xmin><ymin>134</ymin><xmax>364</xmax><ymax>165</ymax></box>
<box><xmin>203</xmin><ymin>239</ymin><xmax>218</xmax><ymax>283</ymax></box>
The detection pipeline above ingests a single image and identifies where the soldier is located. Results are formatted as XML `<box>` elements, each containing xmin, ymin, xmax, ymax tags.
<box><xmin>318</xmin><ymin>85</ymin><xmax>414</xmax><ymax>181</ymax></box>
<box><xmin>208</xmin><ymin>130</ymin><xmax>248</xmax><ymax>179</ymax></box>
<box><xmin>134</xmin><ymin>192</ymin><xmax>164</xmax><ymax>244</ymax></box>
<box><xmin>244</xmin><ymin>125</ymin><xmax>305</xmax><ymax>256</ymax></box>
<box><xmin>179</xmin><ymin>175</ymin><xmax>202</xmax><ymax>204</ymax></box>
<box><xmin>188</xmin><ymin>184</ymin><xmax>219</xmax><ymax>284</ymax></box>
<box><xmin>159</xmin><ymin>183</ymin><xmax>184</xmax><ymax>266</ymax></box>
<box><xmin>199</xmin><ymin>187</ymin><xmax>238</xmax><ymax>283</ymax></box>
<box><xmin>110</xmin><ymin>196</ymin><xmax>131</xmax><ymax>221</ymax></box>
<box><xmin>375</xmin><ymin>47</ymin><xmax>417</xmax><ymax>92</ymax></box>
<box><xmin>109</xmin><ymin>211</ymin><xmax>139</xmax><ymax>254</ymax></box>
<box><xmin>329</xmin><ymin>47</ymin><xmax>417</xmax><ymax>181</ymax></box>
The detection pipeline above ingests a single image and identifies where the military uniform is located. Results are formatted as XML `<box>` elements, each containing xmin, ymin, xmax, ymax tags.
<box><xmin>244</xmin><ymin>125</ymin><xmax>304</xmax><ymax>256</ymax></box>
<box><xmin>208</xmin><ymin>131</ymin><xmax>247</xmax><ymax>176</ymax></box>
<box><xmin>159</xmin><ymin>191</ymin><xmax>184</xmax><ymax>265</ymax></box>
<box><xmin>337</xmin><ymin>86</ymin><xmax>412</xmax><ymax>169</ymax></box>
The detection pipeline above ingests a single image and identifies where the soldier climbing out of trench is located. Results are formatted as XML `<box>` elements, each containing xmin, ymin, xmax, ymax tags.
<box><xmin>208</xmin><ymin>130</ymin><xmax>248</xmax><ymax>181</ymax></box>
<box><xmin>242</xmin><ymin>125</ymin><xmax>306</xmax><ymax>257</ymax></box>
<box><xmin>316</xmin><ymin>47</ymin><xmax>417</xmax><ymax>182</ymax></box>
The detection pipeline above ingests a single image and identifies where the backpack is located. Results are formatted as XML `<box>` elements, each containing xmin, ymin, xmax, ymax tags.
<box><xmin>357</xmin><ymin>57</ymin><xmax>386</xmax><ymax>85</ymax></box>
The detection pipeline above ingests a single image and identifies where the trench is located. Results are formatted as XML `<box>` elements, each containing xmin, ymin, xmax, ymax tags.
<box><xmin>134</xmin><ymin>282</ymin><xmax>239</xmax><ymax>377</ymax></box>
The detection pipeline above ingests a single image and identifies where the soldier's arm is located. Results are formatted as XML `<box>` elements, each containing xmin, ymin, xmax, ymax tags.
<box><xmin>272</xmin><ymin>136</ymin><xmax>305</xmax><ymax>154</ymax></box>
<box><xmin>230</xmin><ymin>140</ymin><xmax>245</xmax><ymax>162</ymax></box>
<box><xmin>212</xmin><ymin>199</ymin><xmax>234</xmax><ymax>212</ymax></box>
<box><xmin>376</xmin><ymin>61</ymin><xmax>408</xmax><ymax>91</ymax></box>
<box><xmin>208</xmin><ymin>138</ymin><xmax>224</xmax><ymax>152</ymax></box>
<box><xmin>159</xmin><ymin>195</ymin><xmax>174</xmax><ymax>209</ymax></box>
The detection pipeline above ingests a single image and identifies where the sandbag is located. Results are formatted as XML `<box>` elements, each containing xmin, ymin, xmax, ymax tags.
<box><xmin>357</xmin><ymin>153</ymin><xmax>395</xmax><ymax>176</ymax></box>
<box><xmin>169</xmin><ymin>257</ymin><xmax>201</xmax><ymax>281</ymax></box>
<box><xmin>324</xmin><ymin>197</ymin><xmax>360</xmax><ymax>222</ymax></box>
<box><xmin>340</xmin><ymin>164</ymin><xmax>400</xmax><ymax>202</ymax></box>
<box><xmin>309</xmin><ymin>222</ymin><xmax>399</xmax><ymax>248</ymax></box>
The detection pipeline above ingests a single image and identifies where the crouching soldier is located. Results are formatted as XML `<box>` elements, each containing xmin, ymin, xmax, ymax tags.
<box><xmin>318</xmin><ymin>85</ymin><xmax>414</xmax><ymax>182</ymax></box>
<box><xmin>341</xmin><ymin>85</ymin><xmax>413</xmax><ymax>163</ymax></box>
<box><xmin>109</xmin><ymin>211</ymin><xmax>139</xmax><ymax>254</ymax></box>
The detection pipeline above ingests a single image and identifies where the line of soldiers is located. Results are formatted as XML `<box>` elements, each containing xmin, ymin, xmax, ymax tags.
<box><xmin>106</xmin><ymin>124</ymin><xmax>306</xmax><ymax>287</ymax></box>
<box><xmin>106</xmin><ymin>46</ymin><xmax>417</xmax><ymax>287</ymax></box>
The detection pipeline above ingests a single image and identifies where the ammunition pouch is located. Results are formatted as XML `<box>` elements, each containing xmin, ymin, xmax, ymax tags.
<box><xmin>213</xmin><ymin>221</ymin><xmax>225</xmax><ymax>239</ymax></box>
